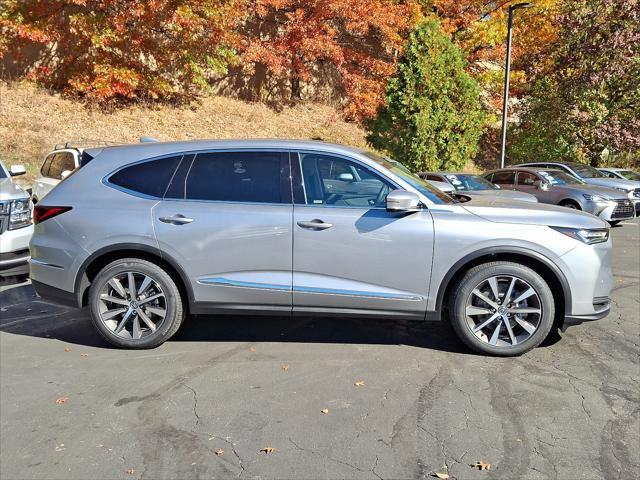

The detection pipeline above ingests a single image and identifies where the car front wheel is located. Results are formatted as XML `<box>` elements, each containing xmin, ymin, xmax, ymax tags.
<box><xmin>88</xmin><ymin>258</ymin><xmax>185</xmax><ymax>349</ymax></box>
<box><xmin>449</xmin><ymin>261</ymin><xmax>555</xmax><ymax>356</ymax></box>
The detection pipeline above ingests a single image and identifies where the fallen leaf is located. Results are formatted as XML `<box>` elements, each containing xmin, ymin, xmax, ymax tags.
<box><xmin>432</xmin><ymin>473</ymin><xmax>449</xmax><ymax>479</ymax></box>
<box><xmin>80</xmin><ymin>353</ymin><xmax>88</xmax><ymax>357</ymax></box>
<box><xmin>249</xmin><ymin>347</ymin><xmax>256</xmax><ymax>352</ymax></box>
<box><xmin>215</xmin><ymin>448</ymin><xmax>224</xmax><ymax>456</ymax></box>
<box><xmin>125</xmin><ymin>468</ymin><xmax>136</xmax><ymax>475</ymax></box>
<box><xmin>55</xmin><ymin>397</ymin><xmax>68</xmax><ymax>404</ymax></box>
<box><xmin>260</xmin><ymin>447</ymin><xmax>275</xmax><ymax>454</ymax></box>
<box><xmin>64</xmin><ymin>348</ymin><xmax>71</xmax><ymax>352</ymax></box>
<box><xmin>321</xmin><ymin>408</ymin><xmax>329</xmax><ymax>414</ymax></box>
<box><xmin>471</xmin><ymin>461</ymin><xmax>491</xmax><ymax>470</ymax></box>
<box><xmin>281</xmin><ymin>364</ymin><xmax>289</xmax><ymax>371</ymax></box>
<box><xmin>354</xmin><ymin>381</ymin><xmax>365</xmax><ymax>387</ymax></box>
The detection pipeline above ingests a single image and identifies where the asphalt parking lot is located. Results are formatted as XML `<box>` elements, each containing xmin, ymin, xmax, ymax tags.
<box><xmin>1</xmin><ymin>220</ymin><xmax>638</xmax><ymax>480</ymax></box>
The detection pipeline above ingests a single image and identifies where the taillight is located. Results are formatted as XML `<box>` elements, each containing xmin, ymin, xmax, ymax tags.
<box><xmin>33</xmin><ymin>205</ymin><xmax>72</xmax><ymax>224</ymax></box>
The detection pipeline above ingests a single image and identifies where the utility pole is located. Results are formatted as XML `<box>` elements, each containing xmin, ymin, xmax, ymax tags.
<box><xmin>500</xmin><ymin>2</ymin><xmax>534</xmax><ymax>168</ymax></box>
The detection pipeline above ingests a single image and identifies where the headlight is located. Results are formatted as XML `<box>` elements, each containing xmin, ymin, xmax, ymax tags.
<box><xmin>8</xmin><ymin>198</ymin><xmax>32</xmax><ymax>230</ymax></box>
<box><xmin>551</xmin><ymin>226</ymin><xmax>609</xmax><ymax>244</ymax></box>
<box><xmin>582</xmin><ymin>193</ymin><xmax>609</xmax><ymax>203</ymax></box>
<box><xmin>613</xmin><ymin>187</ymin><xmax>634</xmax><ymax>198</ymax></box>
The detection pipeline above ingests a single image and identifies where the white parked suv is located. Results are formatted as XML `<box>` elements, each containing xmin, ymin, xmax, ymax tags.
<box><xmin>0</xmin><ymin>161</ymin><xmax>33</xmax><ymax>277</ymax></box>
<box><xmin>31</xmin><ymin>146</ymin><xmax>81</xmax><ymax>204</ymax></box>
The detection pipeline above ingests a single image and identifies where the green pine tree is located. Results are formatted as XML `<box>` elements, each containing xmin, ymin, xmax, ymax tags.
<box><xmin>366</xmin><ymin>19</ymin><xmax>485</xmax><ymax>172</ymax></box>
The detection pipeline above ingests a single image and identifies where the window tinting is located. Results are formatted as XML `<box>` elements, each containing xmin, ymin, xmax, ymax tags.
<box><xmin>41</xmin><ymin>154</ymin><xmax>56</xmax><ymax>176</ymax></box>
<box><xmin>48</xmin><ymin>152</ymin><xmax>76</xmax><ymax>179</ymax></box>
<box><xmin>109</xmin><ymin>155</ymin><xmax>182</xmax><ymax>198</ymax></box>
<box><xmin>185</xmin><ymin>151</ymin><xmax>286</xmax><ymax>203</ymax></box>
<box><xmin>300</xmin><ymin>154</ymin><xmax>392</xmax><ymax>207</ymax></box>
<box><xmin>492</xmin><ymin>171</ymin><xmax>515</xmax><ymax>184</ymax></box>
<box><xmin>517</xmin><ymin>172</ymin><xmax>538</xmax><ymax>186</ymax></box>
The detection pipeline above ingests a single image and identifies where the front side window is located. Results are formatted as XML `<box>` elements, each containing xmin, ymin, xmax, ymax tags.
<box><xmin>299</xmin><ymin>153</ymin><xmax>392</xmax><ymax>207</ymax></box>
<box><xmin>184</xmin><ymin>151</ymin><xmax>287</xmax><ymax>203</ymax></box>
<box><xmin>517</xmin><ymin>172</ymin><xmax>538</xmax><ymax>186</ymax></box>
<box><xmin>109</xmin><ymin>155</ymin><xmax>183</xmax><ymax>198</ymax></box>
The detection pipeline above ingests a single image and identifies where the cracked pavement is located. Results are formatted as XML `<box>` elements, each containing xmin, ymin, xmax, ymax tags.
<box><xmin>1</xmin><ymin>220</ymin><xmax>638</xmax><ymax>479</ymax></box>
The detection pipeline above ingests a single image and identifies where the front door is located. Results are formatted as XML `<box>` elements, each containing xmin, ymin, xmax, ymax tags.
<box><xmin>152</xmin><ymin>150</ymin><xmax>293</xmax><ymax>312</ymax></box>
<box><xmin>291</xmin><ymin>152</ymin><xmax>434</xmax><ymax>318</ymax></box>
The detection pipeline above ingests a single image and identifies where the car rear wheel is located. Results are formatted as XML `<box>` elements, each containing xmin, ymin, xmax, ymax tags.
<box><xmin>88</xmin><ymin>258</ymin><xmax>185</xmax><ymax>349</ymax></box>
<box><xmin>449</xmin><ymin>261</ymin><xmax>554</xmax><ymax>356</ymax></box>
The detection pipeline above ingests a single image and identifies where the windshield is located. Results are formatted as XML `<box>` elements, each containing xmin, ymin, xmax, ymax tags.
<box><xmin>618</xmin><ymin>170</ymin><xmax>640</xmax><ymax>180</ymax></box>
<box><xmin>444</xmin><ymin>174</ymin><xmax>498</xmax><ymax>191</ymax></box>
<box><xmin>362</xmin><ymin>152</ymin><xmax>454</xmax><ymax>204</ymax></box>
<box><xmin>570</xmin><ymin>163</ymin><xmax>606</xmax><ymax>178</ymax></box>
<box><xmin>538</xmin><ymin>170</ymin><xmax>585</xmax><ymax>185</ymax></box>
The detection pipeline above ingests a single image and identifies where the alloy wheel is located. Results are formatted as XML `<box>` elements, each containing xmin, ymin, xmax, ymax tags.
<box><xmin>464</xmin><ymin>275</ymin><xmax>542</xmax><ymax>347</ymax></box>
<box><xmin>97</xmin><ymin>271</ymin><xmax>167</xmax><ymax>340</ymax></box>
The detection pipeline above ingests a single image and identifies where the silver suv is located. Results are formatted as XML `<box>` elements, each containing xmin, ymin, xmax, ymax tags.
<box><xmin>30</xmin><ymin>140</ymin><xmax>613</xmax><ymax>356</ymax></box>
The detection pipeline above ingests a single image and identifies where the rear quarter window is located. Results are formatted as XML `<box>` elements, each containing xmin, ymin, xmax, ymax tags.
<box><xmin>108</xmin><ymin>155</ymin><xmax>183</xmax><ymax>198</ymax></box>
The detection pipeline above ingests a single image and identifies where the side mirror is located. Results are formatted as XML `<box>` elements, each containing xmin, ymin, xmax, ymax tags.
<box><xmin>337</xmin><ymin>172</ymin><xmax>354</xmax><ymax>182</ymax></box>
<box><xmin>9</xmin><ymin>164</ymin><xmax>26</xmax><ymax>176</ymax></box>
<box><xmin>538</xmin><ymin>181</ymin><xmax>550</xmax><ymax>191</ymax></box>
<box><xmin>386</xmin><ymin>189</ymin><xmax>422</xmax><ymax>213</ymax></box>
<box><xmin>60</xmin><ymin>169</ymin><xmax>72</xmax><ymax>179</ymax></box>
<box><xmin>494</xmin><ymin>184</ymin><xmax>501</xmax><ymax>189</ymax></box>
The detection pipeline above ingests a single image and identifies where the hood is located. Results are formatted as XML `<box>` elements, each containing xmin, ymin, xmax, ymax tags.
<box><xmin>461</xmin><ymin>197</ymin><xmax>606</xmax><ymax>229</ymax></box>
<box><xmin>0</xmin><ymin>177</ymin><xmax>29</xmax><ymax>201</ymax></box>
<box><xmin>582</xmin><ymin>177</ymin><xmax>640</xmax><ymax>192</ymax></box>
<box><xmin>465</xmin><ymin>189</ymin><xmax>538</xmax><ymax>203</ymax></box>
<box><xmin>560</xmin><ymin>183</ymin><xmax>632</xmax><ymax>199</ymax></box>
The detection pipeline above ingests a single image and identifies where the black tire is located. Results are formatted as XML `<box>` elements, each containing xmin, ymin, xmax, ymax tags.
<box><xmin>448</xmin><ymin>261</ymin><xmax>555</xmax><ymax>356</ymax></box>
<box><xmin>559</xmin><ymin>200</ymin><xmax>581</xmax><ymax>210</ymax></box>
<box><xmin>88</xmin><ymin>258</ymin><xmax>185</xmax><ymax>349</ymax></box>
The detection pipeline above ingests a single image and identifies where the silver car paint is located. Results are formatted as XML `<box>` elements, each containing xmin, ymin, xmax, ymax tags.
<box><xmin>30</xmin><ymin>139</ymin><xmax>612</xmax><ymax>322</ymax></box>
<box><xmin>484</xmin><ymin>167</ymin><xmax>634</xmax><ymax>222</ymax></box>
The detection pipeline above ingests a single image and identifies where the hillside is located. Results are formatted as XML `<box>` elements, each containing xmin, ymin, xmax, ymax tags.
<box><xmin>0</xmin><ymin>82</ymin><xmax>369</xmax><ymax>184</ymax></box>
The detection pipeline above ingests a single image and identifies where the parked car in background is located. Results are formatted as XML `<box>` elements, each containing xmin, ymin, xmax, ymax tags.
<box><xmin>597</xmin><ymin>168</ymin><xmax>640</xmax><ymax>181</ymax></box>
<box><xmin>425</xmin><ymin>179</ymin><xmax>455</xmax><ymax>194</ymax></box>
<box><xmin>420</xmin><ymin>172</ymin><xmax>538</xmax><ymax>203</ymax></box>
<box><xmin>484</xmin><ymin>167</ymin><xmax>635</xmax><ymax>225</ymax></box>
<box><xmin>32</xmin><ymin>140</ymin><xmax>126</xmax><ymax>203</ymax></box>
<box><xmin>0</xmin><ymin>161</ymin><xmax>33</xmax><ymax>277</ymax></box>
<box><xmin>516</xmin><ymin>161</ymin><xmax>640</xmax><ymax>214</ymax></box>
<box><xmin>31</xmin><ymin>140</ymin><xmax>613</xmax><ymax>356</ymax></box>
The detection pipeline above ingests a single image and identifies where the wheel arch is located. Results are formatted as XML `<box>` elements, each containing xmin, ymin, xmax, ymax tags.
<box><xmin>435</xmin><ymin>247</ymin><xmax>571</xmax><ymax>322</ymax></box>
<box><xmin>558</xmin><ymin>198</ymin><xmax>582</xmax><ymax>209</ymax></box>
<box><xmin>74</xmin><ymin>244</ymin><xmax>194</xmax><ymax>309</ymax></box>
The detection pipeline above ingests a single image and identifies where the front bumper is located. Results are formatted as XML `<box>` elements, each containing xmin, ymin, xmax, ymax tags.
<box><xmin>590</xmin><ymin>199</ymin><xmax>635</xmax><ymax>221</ymax></box>
<box><xmin>561</xmin><ymin>296</ymin><xmax>611</xmax><ymax>331</ymax></box>
<box><xmin>0</xmin><ymin>224</ymin><xmax>33</xmax><ymax>276</ymax></box>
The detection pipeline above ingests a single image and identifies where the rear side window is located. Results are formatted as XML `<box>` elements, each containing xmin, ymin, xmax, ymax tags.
<box><xmin>109</xmin><ymin>155</ymin><xmax>182</xmax><ymax>198</ymax></box>
<box><xmin>184</xmin><ymin>151</ymin><xmax>288</xmax><ymax>203</ymax></box>
<box><xmin>492</xmin><ymin>171</ymin><xmax>515</xmax><ymax>185</ymax></box>
<box><xmin>47</xmin><ymin>152</ymin><xmax>76</xmax><ymax>179</ymax></box>
<box><xmin>41</xmin><ymin>154</ymin><xmax>56</xmax><ymax>176</ymax></box>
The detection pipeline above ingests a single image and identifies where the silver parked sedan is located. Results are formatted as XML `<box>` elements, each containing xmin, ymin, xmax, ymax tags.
<box><xmin>420</xmin><ymin>172</ymin><xmax>538</xmax><ymax>203</ymax></box>
<box><xmin>484</xmin><ymin>167</ymin><xmax>635</xmax><ymax>225</ymax></box>
<box><xmin>30</xmin><ymin>140</ymin><xmax>613</xmax><ymax>356</ymax></box>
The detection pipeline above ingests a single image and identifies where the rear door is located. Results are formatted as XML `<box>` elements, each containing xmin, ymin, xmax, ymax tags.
<box><xmin>291</xmin><ymin>151</ymin><xmax>433</xmax><ymax>318</ymax></box>
<box><xmin>152</xmin><ymin>150</ymin><xmax>294</xmax><ymax>312</ymax></box>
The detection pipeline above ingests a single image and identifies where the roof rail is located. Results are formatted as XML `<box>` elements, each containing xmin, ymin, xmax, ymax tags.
<box><xmin>53</xmin><ymin>140</ymin><xmax>126</xmax><ymax>150</ymax></box>
<box><xmin>139</xmin><ymin>136</ymin><xmax>160</xmax><ymax>143</ymax></box>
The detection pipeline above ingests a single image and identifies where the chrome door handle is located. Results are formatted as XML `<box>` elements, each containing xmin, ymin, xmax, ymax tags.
<box><xmin>297</xmin><ymin>219</ymin><xmax>333</xmax><ymax>230</ymax></box>
<box><xmin>159</xmin><ymin>214</ymin><xmax>193</xmax><ymax>225</ymax></box>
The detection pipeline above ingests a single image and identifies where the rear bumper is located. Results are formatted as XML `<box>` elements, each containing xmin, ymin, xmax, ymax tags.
<box><xmin>31</xmin><ymin>279</ymin><xmax>80</xmax><ymax>308</ymax></box>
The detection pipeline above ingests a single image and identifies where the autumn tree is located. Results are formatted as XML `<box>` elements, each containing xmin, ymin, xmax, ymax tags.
<box><xmin>0</xmin><ymin>0</ymin><xmax>245</xmax><ymax>101</ymax></box>
<box><xmin>509</xmin><ymin>0</ymin><xmax>640</xmax><ymax>166</ymax></box>
<box><xmin>366</xmin><ymin>20</ymin><xmax>484</xmax><ymax>172</ymax></box>
<box><xmin>238</xmin><ymin>0</ymin><xmax>419</xmax><ymax>122</ymax></box>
